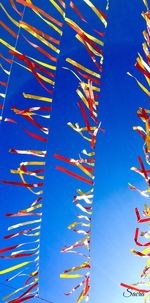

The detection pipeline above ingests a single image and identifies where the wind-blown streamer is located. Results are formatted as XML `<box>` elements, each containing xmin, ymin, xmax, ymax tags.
<box><xmin>0</xmin><ymin>2</ymin><xmax>25</xmax><ymax>121</ymax></box>
<box><xmin>54</xmin><ymin>0</ymin><xmax>109</xmax><ymax>302</ymax></box>
<box><xmin>121</xmin><ymin>1</ymin><xmax>150</xmax><ymax>301</ymax></box>
<box><xmin>0</xmin><ymin>0</ymin><xmax>66</xmax><ymax>301</ymax></box>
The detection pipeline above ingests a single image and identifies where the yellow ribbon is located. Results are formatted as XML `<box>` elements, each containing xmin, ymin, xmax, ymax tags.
<box><xmin>83</xmin><ymin>0</ymin><xmax>107</xmax><ymax>27</ymax></box>
<box><xmin>0</xmin><ymin>261</ymin><xmax>32</xmax><ymax>275</ymax></box>
<box><xmin>23</xmin><ymin>93</ymin><xmax>52</xmax><ymax>102</ymax></box>
<box><xmin>0</xmin><ymin>3</ymin><xmax>19</xmax><ymax>27</ymax></box>
<box><xmin>66</xmin><ymin>58</ymin><xmax>100</xmax><ymax>78</ymax></box>
<box><xmin>60</xmin><ymin>274</ymin><xmax>83</xmax><ymax>278</ymax></box>
<box><xmin>127</xmin><ymin>72</ymin><xmax>150</xmax><ymax>97</ymax></box>
<box><xmin>49</xmin><ymin>0</ymin><xmax>65</xmax><ymax>17</ymax></box>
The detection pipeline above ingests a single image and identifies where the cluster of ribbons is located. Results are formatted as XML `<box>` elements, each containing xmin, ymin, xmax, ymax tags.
<box><xmin>121</xmin><ymin>1</ymin><xmax>150</xmax><ymax>302</ymax></box>
<box><xmin>0</xmin><ymin>1</ymin><xmax>24</xmax><ymax>121</ymax></box>
<box><xmin>54</xmin><ymin>0</ymin><xmax>109</xmax><ymax>302</ymax></box>
<box><xmin>0</xmin><ymin>0</ymin><xmax>66</xmax><ymax>302</ymax></box>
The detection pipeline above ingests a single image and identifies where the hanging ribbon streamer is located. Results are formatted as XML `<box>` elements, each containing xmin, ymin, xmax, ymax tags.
<box><xmin>121</xmin><ymin>1</ymin><xmax>150</xmax><ymax>300</ymax></box>
<box><xmin>0</xmin><ymin>0</ymin><xmax>66</xmax><ymax>301</ymax></box>
<box><xmin>54</xmin><ymin>0</ymin><xmax>109</xmax><ymax>302</ymax></box>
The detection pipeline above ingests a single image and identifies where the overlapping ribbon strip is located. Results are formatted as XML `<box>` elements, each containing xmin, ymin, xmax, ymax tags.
<box><xmin>54</xmin><ymin>1</ymin><xmax>109</xmax><ymax>302</ymax></box>
<box><xmin>121</xmin><ymin>1</ymin><xmax>150</xmax><ymax>302</ymax></box>
<box><xmin>0</xmin><ymin>2</ymin><xmax>25</xmax><ymax>121</ymax></box>
<box><xmin>0</xmin><ymin>0</ymin><xmax>66</xmax><ymax>301</ymax></box>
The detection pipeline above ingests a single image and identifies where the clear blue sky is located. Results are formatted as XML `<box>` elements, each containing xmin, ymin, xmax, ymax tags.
<box><xmin>0</xmin><ymin>0</ymin><xmax>148</xmax><ymax>302</ymax></box>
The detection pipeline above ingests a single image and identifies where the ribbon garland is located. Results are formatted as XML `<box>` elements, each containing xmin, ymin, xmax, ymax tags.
<box><xmin>0</xmin><ymin>0</ymin><xmax>66</xmax><ymax>301</ymax></box>
<box><xmin>54</xmin><ymin>0</ymin><xmax>109</xmax><ymax>302</ymax></box>
<box><xmin>120</xmin><ymin>1</ymin><xmax>150</xmax><ymax>302</ymax></box>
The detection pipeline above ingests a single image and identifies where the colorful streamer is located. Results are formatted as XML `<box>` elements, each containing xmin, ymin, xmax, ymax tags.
<box><xmin>0</xmin><ymin>0</ymin><xmax>66</xmax><ymax>301</ymax></box>
<box><xmin>121</xmin><ymin>1</ymin><xmax>150</xmax><ymax>300</ymax></box>
<box><xmin>54</xmin><ymin>0</ymin><xmax>109</xmax><ymax>301</ymax></box>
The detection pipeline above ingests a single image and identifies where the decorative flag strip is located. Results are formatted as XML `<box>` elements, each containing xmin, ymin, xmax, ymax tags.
<box><xmin>120</xmin><ymin>1</ymin><xmax>150</xmax><ymax>301</ymax></box>
<box><xmin>54</xmin><ymin>1</ymin><xmax>109</xmax><ymax>302</ymax></box>
<box><xmin>0</xmin><ymin>0</ymin><xmax>66</xmax><ymax>301</ymax></box>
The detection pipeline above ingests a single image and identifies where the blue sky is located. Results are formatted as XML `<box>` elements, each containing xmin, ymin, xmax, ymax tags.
<box><xmin>0</xmin><ymin>0</ymin><xmax>149</xmax><ymax>302</ymax></box>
